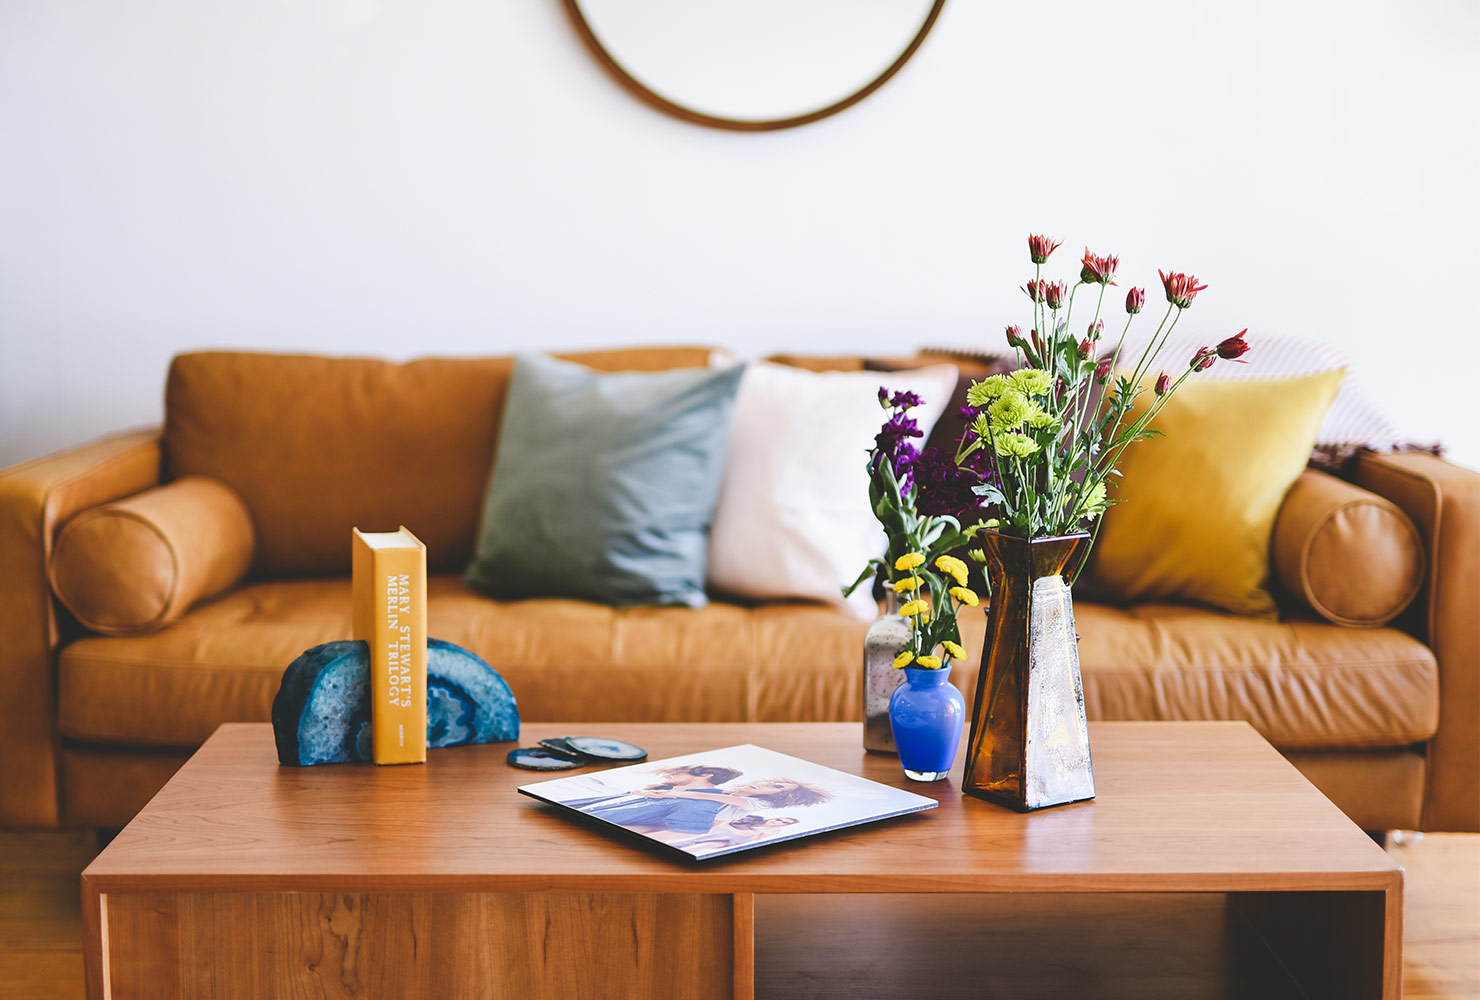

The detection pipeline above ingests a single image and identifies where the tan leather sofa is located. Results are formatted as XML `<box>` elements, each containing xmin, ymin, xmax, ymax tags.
<box><xmin>1</xmin><ymin>348</ymin><xmax>1475</xmax><ymax>834</ymax></box>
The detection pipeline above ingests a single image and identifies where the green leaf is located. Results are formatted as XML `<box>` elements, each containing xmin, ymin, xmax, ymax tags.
<box><xmin>972</xmin><ymin>483</ymin><xmax>1007</xmax><ymax>507</ymax></box>
<box><xmin>843</xmin><ymin>560</ymin><xmax>882</xmax><ymax>597</ymax></box>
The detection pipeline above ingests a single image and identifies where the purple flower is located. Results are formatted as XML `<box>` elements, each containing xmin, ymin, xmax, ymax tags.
<box><xmin>888</xmin><ymin>389</ymin><xmax>924</xmax><ymax>410</ymax></box>
<box><xmin>873</xmin><ymin>405</ymin><xmax>924</xmax><ymax>493</ymax></box>
<box><xmin>914</xmin><ymin>445</ymin><xmax>1000</xmax><ymax>525</ymax></box>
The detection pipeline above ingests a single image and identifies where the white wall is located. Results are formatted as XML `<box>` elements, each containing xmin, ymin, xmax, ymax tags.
<box><xmin>2</xmin><ymin>0</ymin><xmax>1477</xmax><ymax>470</ymax></box>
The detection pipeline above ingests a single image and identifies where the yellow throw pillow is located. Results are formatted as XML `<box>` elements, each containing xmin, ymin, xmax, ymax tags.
<box><xmin>1084</xmin><ymin>368</ymin><xmax>1344</xmax><ymax>617</ymax></box>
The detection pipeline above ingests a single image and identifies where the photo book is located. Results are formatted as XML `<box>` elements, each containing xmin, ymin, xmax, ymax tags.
<box><xmin>518</xmin><ymin>744</ymin><xmax>938</xmax><ymax>861</ymax></box>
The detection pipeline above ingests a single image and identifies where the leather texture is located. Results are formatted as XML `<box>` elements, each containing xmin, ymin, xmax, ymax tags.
<box><xmin>57</xmin><ymin>578</ymin><xmax>1437</xmax><ymax>756</ymax></box>
<box><xmin>1284</xmin><ymin>748</ymin><xmax>1426</xmax><ymax>833</ymax></box>
<box><xmin>0</xmin><ymin>429</ymin><xmax>163</xmax><ymax>827</ymax></box>
<box><xmin>1272</xmin><ymin>469</ymin><xmax>1424</xmax><ymax>627</ymax></box>
<box><xmin>1085</xmin><ymin>370</ymin><xmax>1344</xmax><ymax>617</ymax></box>
<box><xmin>57</xmin><ymin>576</ymin><xmax>870</xmax><ymax>747</ymax></box>
<box><xmin>1005</xmin><ymin>602</ymin><xmax>1437</xmax><ymax>751</ymax></box>
<box><xmin>1357</xmin><ymin>450</ymin><xmax>1480</xmax><ymax>831</ymax></box>
<box><xmin>48</xmin><ymin>475</ymin><xmax>254</xmax><ymax>635</ymax></box>
<box><xmin>60</xmin><ymin>745</ymin><xmax>192</xmax><ymax>829</ymax></box>
<box><xmin>165</xmin><ymin>348</ymin><xmax>718</xmax><ymax>577</ymax></box>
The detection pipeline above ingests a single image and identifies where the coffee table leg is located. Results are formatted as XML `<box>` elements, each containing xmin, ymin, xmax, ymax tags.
<box><xmin>733</xmin><ymin>893</ymin><xmax>755</xmax><ymax>1000</ymax></box>
<box><xmin>81</xmin><ymin>877</ymin><xmax>106</xmax><ymax>1000</ymax></box>
<box><xmin>1229</xmin><ymin>882</ymin><xmax>1402</xmax><ymax>999</ymax></box>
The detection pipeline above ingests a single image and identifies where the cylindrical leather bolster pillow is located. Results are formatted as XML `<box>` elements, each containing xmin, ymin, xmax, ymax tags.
<box><xmin>1273</xmin><ymin>469</ymin><xmax>1424</xmax><ymax>628</ymax></box>
<box><xmin>49</xmin><ymin>476</ymin><xmax>255</xmax><ymax>635</ymax></box>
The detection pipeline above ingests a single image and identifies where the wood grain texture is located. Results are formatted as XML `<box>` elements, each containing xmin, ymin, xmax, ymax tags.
<box><xmin>732</xmin><ymin>892</ymin><xmax>754</xmax><ymax>1000</ymax></box>
<box><xmin>99</xmin><ymin>891</ymin><xmax>731</xmax><ymax>1000</ymax></box>
<box><xmin>1392</xmin><ymin>833</ymin><xmax>1480</xmax><ymax>1000</ymax></box>
<box><xmin>2</xmin><ymin>831</ymin><xmax>1476</xmax><ymax>998</ymax></box>
<box><xmin>0</xmin><ymin>831</ymin><xmax>98</xmax><ymax>1000</ymax></box>
<box><xmin>67</xmin><ymin>722</ymin><xmax>1415</xmax><ymax>998</ymax></box>
<box><xmin>83</xmin><ymin>722</ymin><xmax>1400</xmax><ymax>896</ymax></box>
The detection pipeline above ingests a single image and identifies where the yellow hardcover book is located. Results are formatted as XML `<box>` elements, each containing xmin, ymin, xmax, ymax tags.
<box><xmin>352</xmin><ymin>526</ymin><xmax>428</xmax><ymax>765</ymax></box>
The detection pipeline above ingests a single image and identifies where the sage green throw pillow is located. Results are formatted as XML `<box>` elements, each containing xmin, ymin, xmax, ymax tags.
<box><xmin>465</xmin><ymin>354</ymin><xmax>745</xmax><ymax>607</ymax></box>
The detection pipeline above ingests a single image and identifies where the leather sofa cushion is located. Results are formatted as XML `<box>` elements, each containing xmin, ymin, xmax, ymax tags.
<box><xmin>1067</xmin><ymin>602</ymin><xmax>1438</xmax><ymax>750</ymax></box>
<box><xmin>56</xmin><ymin>576</ymin><xmax>870</xmax><ymax>747</ymax></box>
<box><xmin>58</xmin><ymin>579</ymin><xmax>1439</xmax><ymax>753</ymax></box>
<box><xmin>164</xmin><ymin>347</ymin><xmax>718</xmax><ymax>577</ymax></box>
<box><xmin>48</xmin><ymin>476</ymin><xmax>254</xmax><ymax>635</ymax></box>
<box><xmin>1273</xmin><ymin>469</ymin><xmax>1424</xmax><ymax>627</ymax></box>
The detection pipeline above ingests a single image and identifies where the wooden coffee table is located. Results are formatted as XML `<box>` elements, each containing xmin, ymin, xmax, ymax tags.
<box><xmin>82</xmin><ymin>721</ymin><xmax>1401</xmax><ymax>999</ymax></box>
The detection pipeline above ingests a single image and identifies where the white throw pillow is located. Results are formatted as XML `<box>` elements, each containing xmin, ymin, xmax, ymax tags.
<box><xmin>707</xmin><ymin>362</ymin><xmax>959</xmax><ymax>618</ymax></box>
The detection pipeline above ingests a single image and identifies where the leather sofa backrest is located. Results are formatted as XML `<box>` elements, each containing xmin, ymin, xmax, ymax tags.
<box><xmin>164</xmin><ymin>348</ymin><xmax>719</xmax><ymax>576</ymax></box>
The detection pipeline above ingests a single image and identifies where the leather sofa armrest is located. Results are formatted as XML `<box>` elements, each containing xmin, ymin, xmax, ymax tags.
<box><xmin>1356</xmin><ymin>450</ymin><xmax>1480</xmax><ymax>831</ymax></box>
<box><xmin>0</xmin><ymin>430</ymin><xmax>162</xmax><ymax>827</ymax></box>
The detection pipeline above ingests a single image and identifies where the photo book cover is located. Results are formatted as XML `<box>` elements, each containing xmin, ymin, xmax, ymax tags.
<box><xmin>518</xmin><ymin>744</ymin><xmax>938</xmax><ymax>860</ymax></box>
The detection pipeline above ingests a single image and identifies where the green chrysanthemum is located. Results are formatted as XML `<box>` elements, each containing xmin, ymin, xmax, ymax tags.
<box><xmin>993</xmin><ymin>431</ymin><xmax>1040</xmax><ymax>458</ymax></box>
<box><xmin>987</xmin><ymin>389</ymin><xmax>1031</xmax><ymax>430</ymax></box>
<box><xmin>1024</xmin><ymin>400</ymin><xmax>1059</xmax><ymax>430</ymax></box>
<box><xmin>965</xmin><ymin>374</ymin><xmax>1014</xmax><ymax>407</ymax></box>
<box><xmin>1079</xmin><ymin>481</ymin><xmax>1109</xmax><ymax>517</ymax></box>
<box><xmin>1010</xmin><ymin>368</ymin><xmax>1053</xmax><ymax>397</ymax></box>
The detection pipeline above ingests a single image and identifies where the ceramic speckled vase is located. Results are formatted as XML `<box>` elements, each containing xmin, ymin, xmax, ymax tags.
<box><xmin>863</xmin><ymin>593</ymin><xmax>910</xmax><ymax>753</ymax></box>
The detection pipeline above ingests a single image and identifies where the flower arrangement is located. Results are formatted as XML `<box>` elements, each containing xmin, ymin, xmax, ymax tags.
<box><xmin>846</xmin><ymin>389</ymin><xmax>984</xmax><ymax>672</ymax></box>
<box><xmin>849</xmin><ymin>233</ymin><xmax>1248</xmax><ymax>674</ymax></box>
<box><xmin>957</xmin><ymin>233</ymin><xmax>1251</xmax><ymax>565</ymax></box>
<box><xmin>887</xmin><ymin>548</ymin><xmax>979</xmax><ymax>671</ymax></box>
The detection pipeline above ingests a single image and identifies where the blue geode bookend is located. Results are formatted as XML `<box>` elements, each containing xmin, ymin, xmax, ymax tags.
<box><xmin>272</xmin><ymin>638</ymin><xmax>520</xmax><ymax>766</ymax></box>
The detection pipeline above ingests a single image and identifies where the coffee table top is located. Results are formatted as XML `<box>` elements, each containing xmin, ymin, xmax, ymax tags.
<box><xmin>83</xmin><ymin>721</ymin><xmax>1398</xmax><ymax>895</ymax></box>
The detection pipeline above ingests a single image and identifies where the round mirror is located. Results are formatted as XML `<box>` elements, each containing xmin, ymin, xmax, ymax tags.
<box><xmin>564</xmin><ymin>0</ymin><xmax>946</xmax><ymax>131</ymax></box>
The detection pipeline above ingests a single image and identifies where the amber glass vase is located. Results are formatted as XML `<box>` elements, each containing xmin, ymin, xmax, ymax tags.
<box><xmin>961</xmin><ymin>531</ymin><xmax>1096</xmax><ymax>810</ymax></box>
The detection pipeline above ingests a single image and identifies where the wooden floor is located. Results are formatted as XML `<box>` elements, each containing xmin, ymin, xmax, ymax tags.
<box><xmin>2</xmin><ymin>830</ymin><xmax>1475</xmax><ymax>998</ymax></box>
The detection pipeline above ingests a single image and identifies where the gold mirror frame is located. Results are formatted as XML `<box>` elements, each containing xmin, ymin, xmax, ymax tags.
<box><xmin>562</xmin><ymin>0</ymin><xmax>947</xmax><ymax>132</ymax></box>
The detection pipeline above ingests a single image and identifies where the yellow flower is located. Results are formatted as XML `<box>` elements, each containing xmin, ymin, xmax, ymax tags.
<box><xmin>894</xmin><ymin>552</ymin><xmax>926</xmax><ymax>571</ymax></box>
<box><xmin>965</xmin><ymin>374</ymin><xmax>1013</xmax><ymax>407</ymax></box>
<box><xmin>949</xmin><ymin>586</ymin><xmax>980</xmax><ymax>607</ymax></box>
<box><xmin>993</xmin><ymin>432</ymin><xmax>1040</xmax><ymax>458</ymax></box>
<box><xmin>941</xmin><ymin>640</ymin><xmax>966</xmax><ymax>660</ymax></box>
<box><xmin>987</xmin><ymin>389</ymin><xmax>1030</xmax><ymax>430</ymax></box>
<box><xmin>892</xmin><ymin>576</ymin><xmax>922</xmax><ymax>593</ymax></box>
<box><xmin>899</xmin><ymin>599</ymin><xmax>929</xmax><ymax>617</ymax></box>
<box><xmin>934</xmin><ymin>555</ymin><xmax>969</xmax><ymax>587</ymax></box>
<box><xmin>915</xmin><ymin>655</ymin><xmax>943</xmax><ymax>669</ymax></box>
<box><xmin>1010</xmin><ymin>368</ymin><xmax>1052</xmax><ymax>397</ymax></box>
<box><xmin>892</xmin><ymin>650</ymin><xmax>915</xmax><ymax>669</ymax></box>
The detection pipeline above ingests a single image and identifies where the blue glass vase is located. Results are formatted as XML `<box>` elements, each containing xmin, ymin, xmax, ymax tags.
<box><xmin>888</xmin><ymin>664</ymin><xmax>965</xmax><ymax>781</ymax></box>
